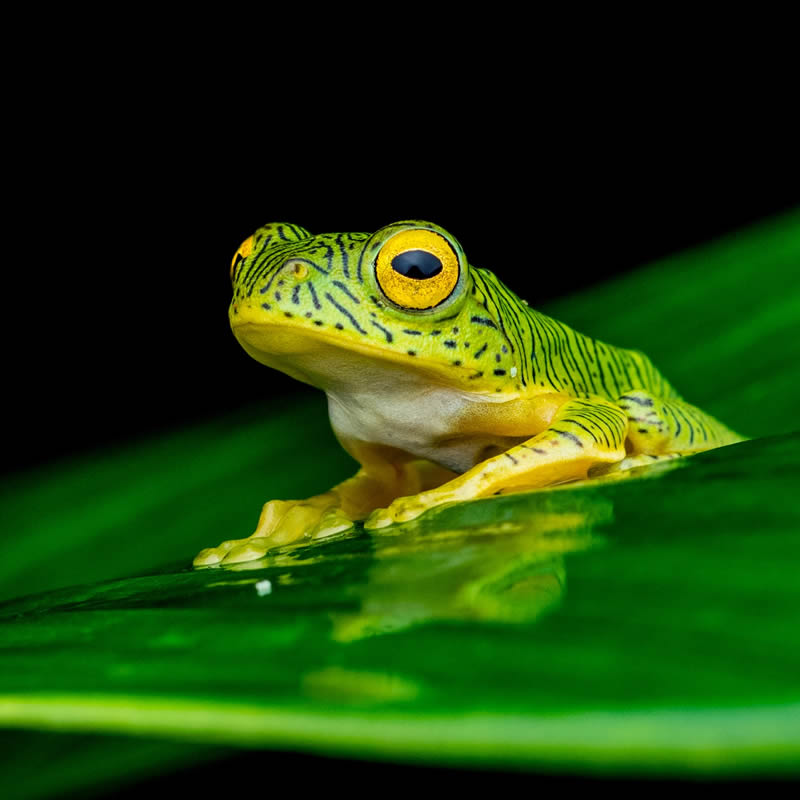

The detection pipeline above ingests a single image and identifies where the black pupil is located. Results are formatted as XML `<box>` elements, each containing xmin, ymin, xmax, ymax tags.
<box><xmin>391</xmin><ymin>250</ymin><xmax>443</xmax><ymax>280</ymax></box>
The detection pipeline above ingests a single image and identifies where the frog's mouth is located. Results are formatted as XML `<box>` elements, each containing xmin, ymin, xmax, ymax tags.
<box><xmin>230</xmin><ymin>319</ymin><xmax>512</xmax><ymax>399</ymax></box>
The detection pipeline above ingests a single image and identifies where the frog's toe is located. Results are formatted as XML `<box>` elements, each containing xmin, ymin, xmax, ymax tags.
<box><xmin>193</xmin><ymin>538</ymin><xmax>244</xmax><ymax>566</ymax></box>
<box><xmin>220</xmin><ymin>539</ymin><xmax>271</xmax><ymax>564</ymax></box>
<box><xmin>364</xmin><ymin>494</ymin><xmax>443</xmax><ymax>530</ymax></box>
<box><xmin>193</xmin><ymin>547</ymin><xmax>224</xmax><ymax>566</ymax></box>
<box><xmin>312</xmin><ymin>508</ymin><xmax>355</xmax><ymax>539</ymax></box>
<box><xmin>268</xmin><ymin>504</ymin><xmax>328</xmax><ymax>545</ymax></box>
<box><xmin>363</xmin><ymin>502</ymin><xmax>420</xmax><ymax>529</ymax></box>
<box><xmin>363</xmin><ymin>507</ymin><xmax>393</xmax><ymax>530</ymax></box>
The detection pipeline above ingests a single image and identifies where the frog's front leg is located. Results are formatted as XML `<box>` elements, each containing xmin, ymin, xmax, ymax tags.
<box><xmin>193</xmin><ymin>442</ymin><xmax>455</xmax><ymax>566</ymax></box>
<box><xmin>365</xmin><ymin>398</ymin><xmax>628</xmax><ymax>529</ymax></box>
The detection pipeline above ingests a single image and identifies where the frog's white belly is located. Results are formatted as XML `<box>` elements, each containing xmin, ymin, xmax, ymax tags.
<box><xmin>326</xmin><ymin>381</ymin><xmax>525</xmax><ymax>474</ymax></box>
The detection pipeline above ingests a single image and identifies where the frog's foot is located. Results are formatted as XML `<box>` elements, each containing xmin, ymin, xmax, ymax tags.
<box><xmin>193</xmin><ymin>497</ymin><xmax>354</xmax><ymax>566</ymax></box>
<box><xmin>364</xmin><ymin>490</ymin><xmax>455</xmax><ymax>530</ymax></box>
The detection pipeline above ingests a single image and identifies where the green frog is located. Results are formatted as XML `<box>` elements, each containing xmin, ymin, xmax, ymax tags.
<box><xmin>194</xmin><ymin>220</ymin><xmax>743</xmax><ymax>566</ymax></box>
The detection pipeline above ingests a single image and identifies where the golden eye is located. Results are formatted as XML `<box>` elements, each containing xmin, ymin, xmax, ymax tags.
<box><xmin>230</xmin><ymin>234</ymin><xmax>254</xmax><ymax>281</ymax></box>
<box><xmin>375</xmin><ymin>229</ymin><xmax>460</xmax><ymax>310</ymax></box>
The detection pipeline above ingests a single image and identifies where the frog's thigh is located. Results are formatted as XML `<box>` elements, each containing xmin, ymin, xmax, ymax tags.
<box><xmin>366</xmin><ymin>399</ymin><xmax>628</xmax><ymax>528</ymax></box>
<box><xmin>618</xmin><ymin>390</ymin><xmax>743</xmax><ymax>461</ymax></box>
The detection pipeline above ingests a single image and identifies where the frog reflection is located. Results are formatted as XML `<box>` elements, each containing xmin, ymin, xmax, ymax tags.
<box><xmin>327</xmin><ymin>492</ymin><xmax>613</xmax><ymax>642</ymax></box>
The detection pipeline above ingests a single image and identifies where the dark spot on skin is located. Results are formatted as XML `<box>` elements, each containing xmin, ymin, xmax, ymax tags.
<box><xmin>305</xmin><ymin>312</ymin><xmax>312</xmax><ymax>318</ymax></box>
<box><xmin>452</xmin><ymin>327</ymin><xmax>459</xmax><ymax>334</ymax></box>
<box><xmin>495</xmin><ymin>354</ymin><xmax>501</xmax><ymax>363</ymax></box>
<box><xmin>464</xmin><ymin>342</ymin><xmax>469</xmax><ymax>348</ymax></box>
<box><xmin>314</xmin><ymin>320</ymin><xmax>323</xmax><ymax>326</ymax></box>
<box><xmin>468</xmin><ymin>371</ymin><xmax>484</xmax><ymax>379</ymax></box>
<box><xmin>619</xmin><ymin>395</ymin><xmax>655</xmax><ymax>407</ymax></box>
<box><xmin>275</xmin><ymin>291</ymin><xmax>282</xmax><ymax>301</ymax></box>
<box><xmin>430</xmin><ymin>330</ymin><xmax>441</xmax><ymax>336</ymax></box>
<box><xmin>444</xmin><ymin>340</ymin><xmax>457</xmax><ymax>348</ymax></box>
<box><xmin>284</xmin><ymin>312</ymin><xmax>293</xmax><ymax>318</ymax></box>
<box><xmin>370</xmin><ymin>312</ymin><xmax>376</xmax><ymax>317</ymax></box>
<box><xmin>502</xmin><ymin>345</ymin><xmax>508</xmax><ymax>353</ymax></box>
<box><xmin>453</xmin><ymin>360</ymin><xmax>461</xmax><ymax>366</ymax></box>
<box><xmin>407</xmin><ymin>350</ymin><xmax>416</xmax><ymax>356</ymax></box>
<box><xmin>403</xmin><ymin>329</ymin><xmax>422</xmax><ymax>336</ymax></box>
<box><xmin>261</xmin><ymin>303</ymin><xmax>271</xmax><ymax>310</ymax></box>
<box><xmin>494</xmin><ymin>369</ymin><xmax>506</xmax><ymax>376</ymax></box>
<box><xmin>552</xmin><ymin>429</ymin><xmax>583</xmax><ymax>448</ymax></box>
<box><xmin>336</xmin><ymin>323</ymin><xmax>344</xmax><ymax>330</ymax></box>
<box><xmin>278</xmin><ymin>280</ymin><xmax>284</xmax><ymax>287</ymax></box>
<box><xmin>638</xmin><ymin>428</ymin><xmax>649</xmax><ymax>434</ymax></box>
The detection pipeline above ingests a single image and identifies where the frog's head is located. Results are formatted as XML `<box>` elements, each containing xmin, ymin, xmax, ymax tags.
<box><xmin>229</xmin><ymin>220</ymin><xmax>522</xmax><ymax>394</ymax></box>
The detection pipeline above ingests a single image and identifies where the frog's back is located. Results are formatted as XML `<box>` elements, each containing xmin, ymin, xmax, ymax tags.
<box><xmin>471</xmin><ymin>266</ymin><xmax>681</xmax><ymax>404</ymax></box>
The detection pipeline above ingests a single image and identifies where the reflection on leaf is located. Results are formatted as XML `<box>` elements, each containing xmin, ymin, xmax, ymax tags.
<box><xmin>330</xmin><ymin>497</ymin><xmax>612</xmax><ymax>642</ymax></box>
<box><xmin>302</xmin><ymin>667</ymin><xmax>420</xmax><ymax>705</ymax></box>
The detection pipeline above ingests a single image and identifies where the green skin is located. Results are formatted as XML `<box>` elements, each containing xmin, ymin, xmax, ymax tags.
<box><xmin>194</xmin><ymin>220</ymin><xmax>743</xmax><ymax>566</ymax></box>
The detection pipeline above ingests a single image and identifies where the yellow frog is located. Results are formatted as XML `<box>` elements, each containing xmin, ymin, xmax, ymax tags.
<box><xmin>194</xmin><ymin>220</ymin><xmax>742</xmax><ymax>566</ymax></box>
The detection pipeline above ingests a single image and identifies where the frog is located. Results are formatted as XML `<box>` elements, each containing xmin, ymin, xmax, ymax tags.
<box><xmin>194</xmin><ymin>220</ymin><xmax>744</xmax><ymax>566</ymax></box>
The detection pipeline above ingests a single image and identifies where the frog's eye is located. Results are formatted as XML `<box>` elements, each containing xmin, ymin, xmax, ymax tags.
<box><xmin>230</xmin><ymin>235</ymin><xmax>254</xmax><ymax>281</ymax></box>
<box><xmin>375</xmin><ymin>229</ymin><xmax>460</xmax><ymax>310</ymax></box>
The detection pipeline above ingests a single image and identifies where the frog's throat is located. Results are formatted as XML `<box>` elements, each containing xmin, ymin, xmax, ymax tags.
<box><xmin>231</xmin><ymin>320</ymin><xmax>517</xmax><ymax>399</ymax></box>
